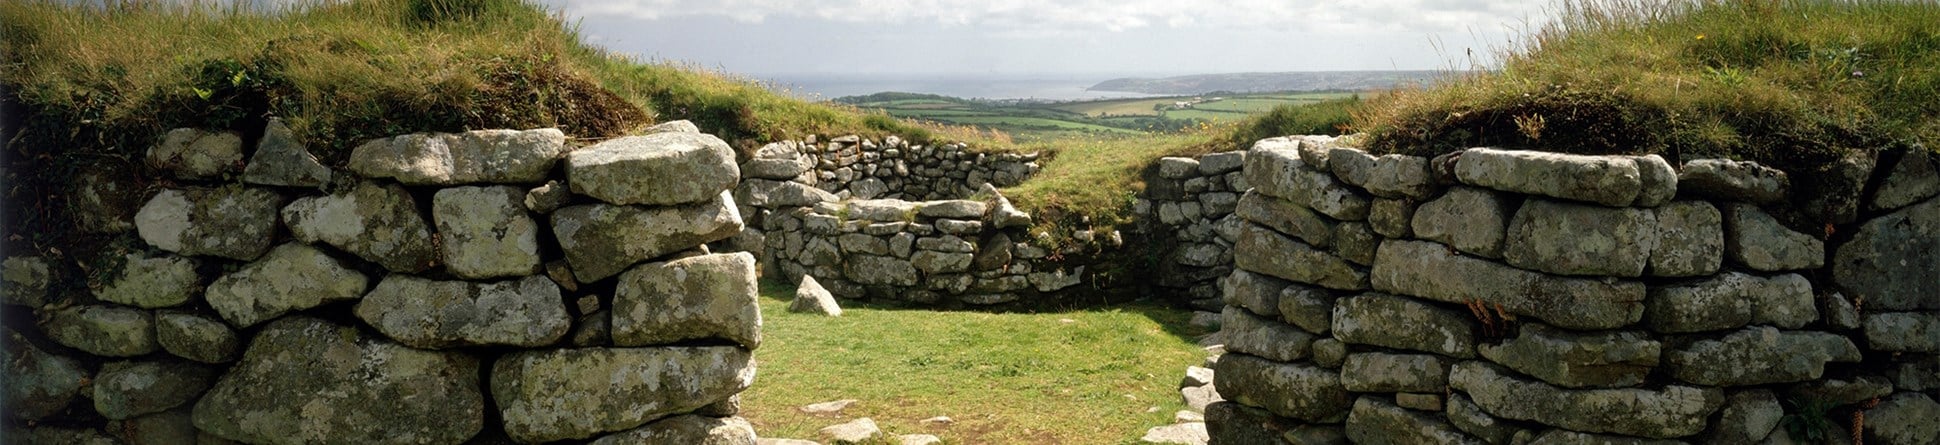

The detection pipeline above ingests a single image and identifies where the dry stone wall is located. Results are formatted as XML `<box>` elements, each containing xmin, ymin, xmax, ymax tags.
<box><xmin>1207</xmin><ymin>135</ymin><xmax>1940</xmax><ymax>444</ymax></box>
<box><xmin>1</xmin><ymin>120</ymin><xmax>765</xmax><ymax>444</ymax></box>
<box><xmin>749</xmin><ymin>135</ymin><xmax>1040</xmax><ymax>202</ymax></box>
<box><xmin>1135</xmin><ymin>151</ymin><xmax>1250</xmax><ymax>310</ymax></box>
<box><xmin>728</xmin><ymin>134</ymin><xmax>1139</xmax><ymax>307</ymax></box>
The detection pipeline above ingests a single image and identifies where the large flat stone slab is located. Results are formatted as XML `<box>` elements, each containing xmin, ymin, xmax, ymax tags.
<box><xmin>1234</xmin><ymin>190</ymin><xmax>1337</xmax><ymax>248</ymax></box>
<box><xmin>1221</xmin><ymin>306</ymin><xmax>1314</xmax><ymax>363</ymax></box>
<box><xmin>355</xmin><ymin>275</ymin><xmax>570</xmax><ymax>349</ymax></box>
<box><xmin>1332</xmin><ymin>293</ymin><xmax>1477</xmax><ymax>358</ymax></box>
<box><xmin>613</xmin><ymin>253</ymin><xmax>762</xmax><ymax>349</ymax></box>
<box><xmin>1660</xmin><ymin>324</ymin><xmax>1854</xmax><ymax>386</ymax></box>
<box><xmin>1478</xmin><ymin>323</ymin><xmax>1659</xmax><ymax>389</ymax></box>
<box><xmin>551</xmin><ymin>191</ymin><xmax>744</xmax><ymax>282</ymax></box>
<box><xmin>42</xmin><ymin>305</ymin><xmax>156</xmax><ymax>357</ymax></box>
<box><xmin>1370</xmin><ymin>239</ymin><xmax>1645</xmax><ymax>330</ymax></box>
<box><xmin>1833</xmin><ymin>196</ymin><xmax>1938</xmax><ymax>310</ymax></box>
<box><xmin>1213</xmin><ymin>353</ymin><xmax>1352</xmax><ymax>422</ymax></box>
<box><xmin>136</xmin><ymin>187</ymin><xmax>282</xmax><ymax>261</ymax></box>
<box><xmin>1644</xmin><ymin>272</ymin><xmax>1816</xmax><ymax>333</ymax></box>
<box><xmin>1453</xmin><ymin>148</ymin><xmax>1673</xmax><ymax>207</ymax></box>
<box><xmin>569</xmin><ymin>132</ymin><xmax>739</xmax><ymax>206</ymax></box>
<box><xmin>1410</xmin><ymin>186</ymin><xmax>1515</xmax><ymax>259</ymax></box>
<box><xmin>491</xmin><ymin>347</ymin><xmax>754</xmax><ymax>443</ymax></box>
<box><xmin>1233</xmin><ymin>222</ymin><xmax>1366</xmax><ymax>291</ymax></box>
<box><xmin>1345</xmin><ymin>397</ymin><xmax>1483</xmax><ymax>445</ymax></box>
<box><xmin>1503</xmin><ymin>198</ymin><xmax>1657</xmax><ymax>277</ymax></box>
<box><xmin>1245</xmin><ymin>138</ymin><xmax>1369</xmax><ymax>220</ymax></box>
<box><xmin>193</xmin><ymin>317</ymin><xmax>484</xmax><ymax>445</ymax></box>
<box><xmin>283</xmin><ymin>181</ymin><xmax>437</xmax><ymax>273</ymax></box>
<box><xmin>205</xmin><ymin>243</ymin><xmax>368</xmax><ymax>328</ymax></box>
<box><xmin>1451</xmin><ymin>361</ymin><xmax>1723</xmax><ymax>439</ymax></box>
<box><xmin>1678</xmin><ymin>158</ymin><xmax>1788</xmax><ymax>204</ymax></box>
<box><xmin>1327</xmin><ymin>148</ymin><xmax>1436</xmax><ymax>200</ymax></box>
<box><xmin>348</xmin><ymin>128</ymin><xmax>566</xmax><ymax>185</ymax></box>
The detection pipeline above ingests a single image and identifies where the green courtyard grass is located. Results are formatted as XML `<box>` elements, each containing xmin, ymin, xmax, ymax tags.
<box><xmin>740</xmin><ymin>280</ymin><xmax>1214</xmax><ymax>444</ymax></box>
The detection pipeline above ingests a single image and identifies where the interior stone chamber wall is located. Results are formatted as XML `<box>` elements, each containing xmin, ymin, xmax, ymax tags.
<box><xmin>727</xmin><ymin>135</ymin><xmax>1161</xmax><ymax>307</ymax></box>
<box><xmin>1205</xmin><ymin>136</ymin><xmax>1940</xmax><ymax>444</ymax></box>
<box><xmin>2</xmin><ymin>120</ymin><xmax>767</xmax><ymax>444</ymax></box>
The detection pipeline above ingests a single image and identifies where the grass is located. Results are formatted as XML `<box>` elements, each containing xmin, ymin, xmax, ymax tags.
<box><xmin>1002</xmin><ymin>132</ymin><xmax>1218</xmax><ymax>233</ymax></box>
<box><xmin>0</xmin><ymin>0</ymin><xmax>1003</xmax><ymax>249</ymax></box>
<box><xmin>1354</xmin><ymin>0</ymin><xmax>1940</xmax><ymax>171</ymax></box>
<box><xmin>0</xmin><ymin>0</ymin><xmax>998</xmax><ymax>157</ymax></box>
<box><xmin>741</xmin><ymin>280</ymin><xmax>1213</xmax><ymax>444</ymax></box>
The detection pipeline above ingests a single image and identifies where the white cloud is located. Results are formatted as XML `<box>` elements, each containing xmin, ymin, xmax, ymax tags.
<box><xmin>557</xmin><ymin>0</ymin><xmax>1550</xmax><ymax>35</ymax></box>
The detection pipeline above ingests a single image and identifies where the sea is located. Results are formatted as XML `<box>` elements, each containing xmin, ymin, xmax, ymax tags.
<box><xmin>754</xmin><ymin>73</ymin><xmax>1166</xmax><ymax>102</ymax></box>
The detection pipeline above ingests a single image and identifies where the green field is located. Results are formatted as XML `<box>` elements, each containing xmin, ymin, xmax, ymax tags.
<box><xmin>837</xmin><ymin>91</ymin><xmax>1356</xmax><ymax>141</ymax></box>
<box><xmin>741</xmin><ymin>280</ymin><xmax>1211</xmax><ymax>444</ymax></box>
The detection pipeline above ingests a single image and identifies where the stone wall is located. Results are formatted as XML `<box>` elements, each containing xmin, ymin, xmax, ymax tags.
<box><xmin>2</xmin><ymin>120</ymin><xmax>764</xmax><ymax>444</ymax></box>
<box><xmin>1135</xmin><ymin>151</ymin><xmax>1250</xmax><ymax>310</ymax></box>
<box><xmin>745</xmin><ymin>135</ymin><xmax>1040</xmax><ymax>202</ymax></box>
<box><xmin>727</xmin><ymin>134</ymin><xmax>1146</xmax><ymax>308</ymax></box>
<box><xmin>750</xmin><ymin>192</ymin><xmax>1115</xmax><ymax>307</ymax></box>
<box><xmin>1207</xmin><ymin>136</ymin><xmax>1940</xmax><ymax>444</ymax></box>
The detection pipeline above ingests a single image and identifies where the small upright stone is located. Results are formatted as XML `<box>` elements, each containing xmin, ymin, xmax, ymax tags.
<box><xmin>1649</xmin><ymin>201</ymin><xmax>1724</xmax><ymax>277</ymax></box>
<box><xmin>242</xmin><ymin>118</ymin><xmax>332</xmax><ymax>188</ymax></box>
<box><xmin>147</xmin><ymin>128</ymin><xmax>243</xmax><ymax>180</ymax></box>
<box><xmin>643</xmin><ymin>119</ymin><xmax>700</xmax><ymax>134</ymax></box>
<box><xmin>789</xmin><ymin>275</ymin><xmax>842</xmax><ymax>316</ymax></box>
<box><xmin>569</xmin><ymin>132</ymin><xmax>739</xmax><ymax>206</ymax></box>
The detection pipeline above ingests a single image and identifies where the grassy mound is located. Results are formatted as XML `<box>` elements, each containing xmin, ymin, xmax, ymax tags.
<box><xmin>0</xmin><ymin>0</ymin><xmax>965</xmax><ymax>159</ymax></box>
<box><xmin>1354</xmin><ymin>0</ymin><xmax>1940</xmax><ymax>169</ymax></box>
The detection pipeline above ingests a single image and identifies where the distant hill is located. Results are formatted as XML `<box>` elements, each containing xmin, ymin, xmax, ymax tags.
<box><xmin>1088</xmin><ymin>71</ymin><xmax>1451</xmax><ymax>95</ymax></box>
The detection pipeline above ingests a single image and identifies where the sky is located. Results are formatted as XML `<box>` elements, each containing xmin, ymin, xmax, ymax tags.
<box><xmin>541</xmin><ymin>0</ymin><xmax>1555</xmax><ymax>77</ymax></box>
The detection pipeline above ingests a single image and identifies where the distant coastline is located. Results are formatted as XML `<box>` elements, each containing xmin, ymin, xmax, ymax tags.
<box><xmin>757</xmin><ymin>73</ymin><xmax>1165</xmax><ymax>102</ymax></box>
<box><xmin>758</xmin><ymin>71</ymin><xmax>1454</xmax><ymax>102</ymax></box>
<box><xmin>1087</xmin><ymin>71</ymin><xmax>1454</xmax><ymax>95</ymax></box>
